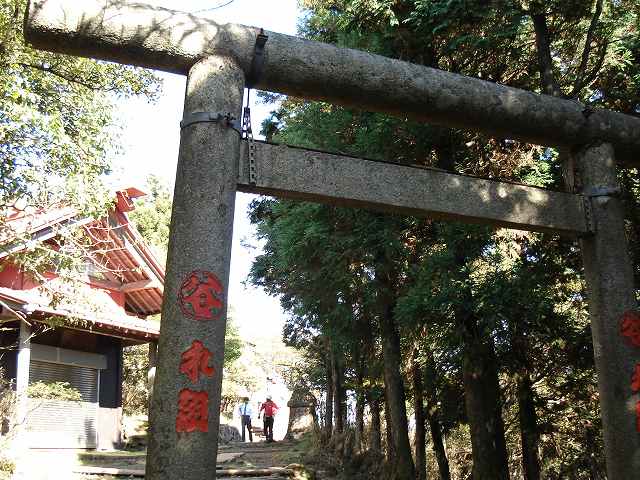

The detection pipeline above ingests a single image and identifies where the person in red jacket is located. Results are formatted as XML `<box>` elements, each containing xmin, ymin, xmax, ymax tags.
<box><xmin>258</xmin><ymin>395</ymin><xmax>278</xmax><ymax>442</ymax></box>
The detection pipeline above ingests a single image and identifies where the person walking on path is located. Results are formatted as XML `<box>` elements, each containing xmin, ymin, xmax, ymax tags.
<box><xmin>238</xmin><ymin>397</ymin><xmax>253</xmax><ymax>442</ymax></box>
<box><xmin>258</xmin><ymin>395</ymin><xmax>278</xmax><ymax>442</ymax></box>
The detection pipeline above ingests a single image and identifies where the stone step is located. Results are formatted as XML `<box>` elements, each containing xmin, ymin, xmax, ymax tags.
<box><xmin>75</xmin><ymin>465</ymin><xmax>295</xmax><ymax>477</ymax></box>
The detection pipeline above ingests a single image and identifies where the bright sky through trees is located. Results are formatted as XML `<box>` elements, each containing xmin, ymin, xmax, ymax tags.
<box><xmin>112</xmin><ymin>0</ymin><xmax>299</xmax><ymax>338</ymax></box>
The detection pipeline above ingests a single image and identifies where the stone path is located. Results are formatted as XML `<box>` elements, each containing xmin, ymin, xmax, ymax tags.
<box><xmin>73</xmin><ymin>452</ymin><xmax>246</xmax><ymax>477</ymax></box>
<box><xmin>70</xmin><ymin>440</ymin><xmax>314</xmax><ymax>479</ymax></box>
<box><xmin>217</xmin><ymin>440</ymin><xmax>309</xmax><ymax>478</ymax></box>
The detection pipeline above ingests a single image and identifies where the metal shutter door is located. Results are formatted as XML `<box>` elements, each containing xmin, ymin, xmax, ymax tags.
<box><xmin>27</xmin><ymin>360</ymin><xmax>99</xmax><ymax>449</ymax></box>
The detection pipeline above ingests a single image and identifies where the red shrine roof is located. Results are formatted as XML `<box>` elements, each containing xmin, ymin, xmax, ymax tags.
<box><xmin>0</xmin><ymin>188</ymin><xmax>164</xmax><ymax>342</ymax></box>
<box><xmin>0</xmin><ymin>286</ymin><xmax>159</xmax><ymax>342</ymax></box>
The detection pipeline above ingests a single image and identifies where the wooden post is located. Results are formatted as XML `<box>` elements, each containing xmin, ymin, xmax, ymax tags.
<box><xmin>147</xmin><ymin>341</ymin><xmax>157</xmax><ymax>413</ymax></box>
<box><xmin>574</xmin><ymin>143</ymin><xmax>640</xmax><ymax>478</ymax></box>
<box><xmin>15</xmin><ymin>320</ymin><xmax>31</xmax><ymax>425</ymax></box>
<box><xmin>146</xmin><ymin>55</ymin><xmax>244</xmax><ymax>479</ymax></box>
<box><xmin>13</xmin><ymin>320</ymin><xmax>31</xmax><ymax>477</ymax></box>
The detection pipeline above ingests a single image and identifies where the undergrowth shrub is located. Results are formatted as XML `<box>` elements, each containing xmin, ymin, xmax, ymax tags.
<box><xmin>0</xmin><ymin>368</ymin><xmax>81</xmax><ymax>477</ymax></box>
<box><xmin>0</xmin><ymin>367</ymin><xmax>15</xmax><ymax>478</ymax></box>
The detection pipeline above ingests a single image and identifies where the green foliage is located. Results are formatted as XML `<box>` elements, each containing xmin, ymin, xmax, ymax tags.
<box><xmin>221</xmin><ymin>333</ymin><xmax>303</xmax><ymax>417</ymax></box>
<box><xmin>122</xmin><ymin>344</ymin><xmax>150</xmax><ymax>416</ymax></box>
<box><xmin>0</xmin><ymin>457</ymin><xmax>13</xmax><ymax>478</ymax></box>
<box><xmin>0</xmin><ymin>0</ymin><xmax>162</xmax><ymax>341</ymax></box>
<box><xmin>1</xmin><ymin>370</ymin><xmax>84</xmax><ymax>475</ymax></box>
<box><xmin>224</xmin><ymin>319</ymin><xmax>243</xmax><ymax>366</ymax></box>
<box><xmin>128</xmin><ymin>176</ymin><xmax>173</xmax><ymax>264</ymax></box>
<box><xmin>0</xmin><ymin>0</ymin><xmax>161</xmax><ymax>248</ymax></box>
<box><xmin>26</xmin><ymin>381</ymin><xmax>81</xmax><ymax>401</ymax></box>
<box><xmin>0</xmin><ymin>371</ymin><xmax>85</xmax><ymax>475</ymax></box>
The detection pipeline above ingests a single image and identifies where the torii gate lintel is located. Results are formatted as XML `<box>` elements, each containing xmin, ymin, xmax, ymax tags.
<box><xmin>25</xmin><ymin>0</ymin><xmax>640</xmax><ymax>166</ymax></box>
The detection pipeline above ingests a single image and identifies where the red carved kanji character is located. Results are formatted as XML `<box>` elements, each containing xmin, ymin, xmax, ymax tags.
<box><xmin>620</xmin><ymin>311</ymin><xmax>640</xmax><ymax>348</ymax></box>
<box><xmin>178</xmin><ymin>270</ymin><xmax>224</xmax><ymax>321</ymax></box>
<box><xmin>636</xmin><ymin>401</ymin><xmax>640</xmax><ymax>433</ymax></box>
<box><xmin>631</xmin><ymin>364</ymin><xmax>640</xmax><ymax>393</ymax></box>
<box><xmin>176</xmin><ymin>389</ymin><xmax>209</xmax><ymax>433</ymax></box>
<box><xmin>180</xmin><ymin>340</ymin><xmax>215</xmax><ymax>383</ymax></box>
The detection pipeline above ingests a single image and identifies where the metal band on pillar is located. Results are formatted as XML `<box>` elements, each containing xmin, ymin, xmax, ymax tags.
<box><xmin>180</xmin><ymin>111</ymin><xmax>242</xmax><ymax>133</ymax></box>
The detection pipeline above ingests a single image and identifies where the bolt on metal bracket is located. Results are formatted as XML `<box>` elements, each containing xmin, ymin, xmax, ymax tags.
<box><xmin>238</xmin><ymin>140</ymin><xmax>259</xmax><ymax>186</ymax></box>
<box><xmin>578</xmin><ymin>187</ymin><xmax>622</xmax><ymax>236</ymax></box>
<box><xmin>582</xmin><ymin>196</ymin><xmax>595</xmax><ymax>235</ymax></box>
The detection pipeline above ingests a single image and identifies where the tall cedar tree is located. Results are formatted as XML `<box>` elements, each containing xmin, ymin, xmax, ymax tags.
<box><xmin>250</xmin><ymin>0</ymin><xmax>639</xmax><ymax>478</ymax></box>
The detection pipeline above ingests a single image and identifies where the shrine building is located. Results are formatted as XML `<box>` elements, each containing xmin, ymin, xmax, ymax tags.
<box><xmin>0</xmin><ymin>188</ymin><xmax>163</xmax><ymax>449</ymax></box>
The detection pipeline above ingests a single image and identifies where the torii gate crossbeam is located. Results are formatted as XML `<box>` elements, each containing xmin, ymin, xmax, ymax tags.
<box><xmin>238</xmin><ymin>141</ymin><xmax>589</xmax><ymax>235</ymax></box>
<box><xmin>23</xmin><ymin>1</ymin><xmax>640</xmax><ymax>479</ymax></box>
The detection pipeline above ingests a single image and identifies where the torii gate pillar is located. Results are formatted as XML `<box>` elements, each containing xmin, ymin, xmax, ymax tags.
<box><xmin>573</xmin><ymin>143</ymin><xmax>640</xmax><ymax>478</ymax></box>
<box><xmin>146</xmin><ymin>56</ymin><xmax>243</xmax><ymax>479</ymax></box>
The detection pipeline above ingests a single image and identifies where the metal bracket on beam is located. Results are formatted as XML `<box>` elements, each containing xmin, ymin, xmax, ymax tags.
<box><xmin>580</xmin><ymin>186</ymin><xmax>621</xmax><ymax>235</ymax></box>
<box><xmin>582</xmin><ymin>196</ymin><xmax>595</xmax><ymax>235</ymax></box>
<box><xmin>180</xmin><ymin>112</ymin><xmax>241</xmax><ymax>133</ymax></box>
<box><xmin>238</xmin><ymin>139</ymin><xmax>258</xmax><ymax>186</ymax></box>
<box><xmin>246</xmin><ymin>29</ymin><xmax>269</xmax><ymax>88</ymax></box>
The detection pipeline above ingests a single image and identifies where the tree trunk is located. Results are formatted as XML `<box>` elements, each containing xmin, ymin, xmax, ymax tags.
<box><xmin>369</xmin><ymin>391</ymin><xmax>382</xmax><ymax>452</ymax></box>
<box><xmin>332</xmin><ymin>350</ymin><xmax>346</xmax><ymax>434</ymax></box>
<box><xmin>531</xmin><ymin>12</ymin><xmax>562</xmax><ymax>97</ymax></box>
<box><xmin>450</xmin><ymin>239</ymin><xmax>509</xmax><ymax>480</ymax></box>
<box><xmin>354</xmin><ymin>355</ymin><xmax>365</xmax><ymax>453</ymax></box>
<box><xmin>461</xmin><ymin>319</ymin><xmax>510</xmax><ymax>480</ymax></box>
<box><xmin>354</xmin><ymin>394</ymin><xmax>364</xmax><ymax>452</ymax></box>
<box><xmin>384</xmin><ymin>391</ymin><xmax>395</xmax><ymax>464</ymax></box>
<box><xmin>511</xmin><ymin>245</ymin><xmax>541</xmax><ymax>480</ymax></box>
<box><xmin>517</xmin><ymin>372</ymin><xmax>541</xmax><ymax>480</ymax></box>
<box><xmin>424</xmin><ymin>352</ymin><xmax>451</xmax><ymax>480</ymax></box>
<box><xmin>412</xmin><ymin>351</ymin><xmax>427</xmax><ymax>480</ymax></box>
<box><xmin>380</xmin><ymin>297</ymin><xmax>416</xmax><ymax>479</ymax></box>
<box><xmin>325</xmin><ymin>346</ymin><xmax>334</xmax><ymax>440</ymax></box>
<box><xmin>427</xmin><ymin>412</ymin><xmax>451</xmax><ymax>480</ymax></box>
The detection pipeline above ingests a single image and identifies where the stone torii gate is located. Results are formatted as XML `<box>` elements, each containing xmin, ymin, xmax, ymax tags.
<box><xmin>24</xmin><ymin>1</ymin><xmax>640</xmax><ymax>478</ymax></box>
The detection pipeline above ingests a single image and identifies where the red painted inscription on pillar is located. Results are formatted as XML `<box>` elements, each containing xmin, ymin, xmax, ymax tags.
<box><xmin>180</xmin><ymin>340</ymin><xmax>215</xmax><ymax>383</ymax></box>
<box><xmin>178</xmin><ymin>270</ymin><xmax>224</xmax><ymax>321</ymax></box>
<box><xmin>621</xmin><ymin>312</ymin><xmax>640</xmax><ymax>434</ymax></box>
<box><xmin>631</xmin><ymin>364</ymin><xmax>640</xmax><ymax>393</ymax></box>
<box><xmin>176</xmin><ymin>389</ymin><xmax>209</xmax><ymax>433</ymax></box>
<box><xmin>620</xmin><ymin>311</ymin><xmax>640</xmax><ymax>348</ymax></box>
